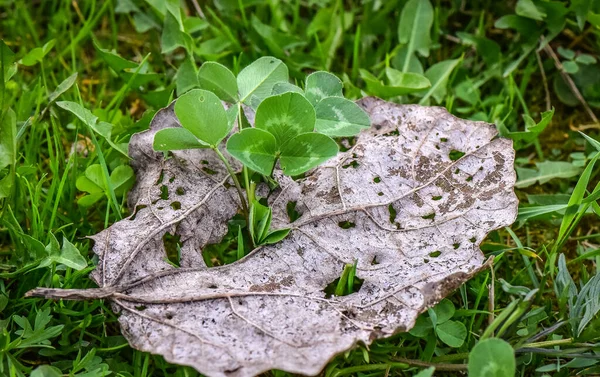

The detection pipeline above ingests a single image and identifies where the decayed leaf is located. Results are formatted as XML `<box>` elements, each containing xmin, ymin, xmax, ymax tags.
<box><xmin>27</xmin><ymin>97</ymin><xmax>518</xmax><ymax>377</ymax></box>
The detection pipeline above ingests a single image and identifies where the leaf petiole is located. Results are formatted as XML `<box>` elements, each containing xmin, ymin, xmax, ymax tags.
<box><xmin>212</xmin><ymin>146</ymin><xmax>249</xmax><ymax>220</ymax></box>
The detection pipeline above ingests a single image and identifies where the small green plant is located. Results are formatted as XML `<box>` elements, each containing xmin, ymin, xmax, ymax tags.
<box><xmin>153</xmin><ymin>57</ymin><xmax>370</xmax><ymax>247</ymax></box>
<box><xmin>409</xmin><ymin>298</ymin><xmax>468</xmax><ymax>348</ymax></box>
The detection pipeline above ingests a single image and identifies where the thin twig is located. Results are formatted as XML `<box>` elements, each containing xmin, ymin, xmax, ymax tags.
<box><xmin>391</xmin><ymin>357</ymin><xmax>467</xmax><ymax>371</ymax></box>
<box><xmin>190</xmin><ymin>0</ymin><xmax>205</xmax><ymax>19</ymax></box>
<box><xmin>535</xmin><ymin>49</ymin><xmax>551</xmax><ymax>112</ymax></box>
<box><xmin>542</xmin><ymin>39</ymin><xmax>598</xmax><ymax>124</ymax></box>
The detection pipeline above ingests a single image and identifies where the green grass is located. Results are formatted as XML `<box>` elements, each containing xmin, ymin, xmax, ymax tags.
<box><xmin>1</xmin><ymin>0</ymin><xmax>600</xmax><ymax>376</ymax></box>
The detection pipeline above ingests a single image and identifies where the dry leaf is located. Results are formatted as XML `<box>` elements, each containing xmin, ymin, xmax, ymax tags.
<box><xmin>27</xmin><ymin>97</ymin><xmax>518</xmax><ymax>377</ymax></box>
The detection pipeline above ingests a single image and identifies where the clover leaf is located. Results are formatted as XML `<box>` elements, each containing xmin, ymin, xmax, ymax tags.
<box><xmin>254</xmin><ymin>92</ymin><xmax>315</xmax><ymax>146</ymax></box>
<box><xmin>198</xmin><ymin>61</ymin><xmax>238</xmax><ymax>103</ymax></box>
<box><xmin>305</xmin><ymin>71</ymin><xmax>343</xmax><ymax>106</ymax></box>
<box><xmin>237</xmin><ymin>56</ymin><xmax>288</xmax><ymax>108</ymax></box>
<box><xmin>315</xmin><ymin>97</ymin><xmax>371</xmax><ymax>137</ymax></box>
<box><xmin>154</xmin><ymin>89</ymin><xmax>230</xmax><ymax>151</ymax></box>
<box><xmin>226</xmin><ymin>128</ymin><xmax>278</xmax><ymax>175</ymax></box>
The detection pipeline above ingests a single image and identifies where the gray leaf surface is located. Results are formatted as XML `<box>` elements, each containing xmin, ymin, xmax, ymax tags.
<box><xmin>27</xmin><ymin>97</ymin><xmax>518</xmax><ymax>377</ymax></box>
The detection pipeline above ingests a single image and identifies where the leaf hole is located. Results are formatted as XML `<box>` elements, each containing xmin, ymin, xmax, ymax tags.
<box><xmin>454</xmin><ymin>168</ymin><xmax>460</xmax><ymax>174</ymax></box>
<box><xmin>323</xmin><ymin>266</ymin><xmax>364</xmax><ymax>298</ymax></box>
<box><xmin>129</xmin><ymin>205</ymin><xmax>147</xmax><ymax>221</ymax></box>
<box><xmin>135</xmin><ymin>305</ymin><xmax>146</xmax><ymax>311</ymax></box>
<box><xmin>342</xmin><ymin>161</ymin><xmax>359</xmax><ymax>169</ymax></box>
<box><xmin>453</xmin><ymin>243</ymin><xmax>460</xmax><ymax>249</ymax></box>
<box><xmin>466</xmin><ymin>176</ymin><xmax>473</xmax><ymax>182</ymax></box>
<box><xmin>429</xmin><ymin>251</ymin><xmax>441</xmax><ymax>258</ymax></box>
<box><xmin>422</xmin><ymin>213</ymin><xmax>436</xmax><ymax>220</ymax></box>
<box><xmin>373</xmin><ymin>176</ymin><xmax>381</xmax><ymax>183</ymax></box>
<box><xmin>388</xmin><ymin>204</ymin><xmax>397</xmax><ymax>224</ymax></box>
<box><xmin>169</xmin><ymin>176</ymin><xmax>175</xmax><ymax>183</ymax></box>
<box><xmin>432</xmin><ymin>195</ymin><xmax>442</xmax><ymax>201</ymax></box>
<box><xmin>378</xmin><ymin>192</ymin><xmax>384</xmax><ymax>196</ymax></box>
<box><xmin>449</xmin><ymin>150</ymin><xmax>465</xmax><ymax>161</ymax></box>
<box><xmin>170</xmin><ymin>201</ymin><xmax>181</xmax><ymax>210</ymax></box>
<box><xmin>163</xmin><ymin>232</ymin><xmax>182</xmax><ymax>268</ymax></box>
<box><xmin>371</xmin><ymin>256</ymin><xmax>380</xmax><ymax>265</ymax></box>
<box><xmin>338</xmin><ymin>221</ymin><xmax>356</xmax><ymax>229</ymax></box>
<box><xmin>160</xmin><ymin>185</ymin><xmax>169</xmax><ymax>200</ymax></box>
<box><xmin>201</xmin><ymin>160</ymin><xmax>209</xmax><ymax>165</ymax></box>
<box><xmin>208</xmin><ymin>284</ymin><xmax>218</xmax><ymax>289</ymax></box>
<box><xmin>286</xmin><ymin>201</ymin><xmax>301</xmax><ymax>223</ymax></box>
<box><xmin>176</xmin><ymin>187</ymin><xmax>185</xmax><ymax>195</ymax></box>
<box><xmin>470</xmin><ymin>237</ymin><xmax>477</xmax><ymax>243</ymax></box>
<box><xmin>435</xmin><ymin>145</ymin><xmax>440</xmax><ymax>150</ymax></box>
<box><xmin>202</xmin><ymin>167</ymin><xmax>218</xmax><ymax>175</ymax></box>
<box><xmin>424</xmin><ymin>258</ymin><xmax>429</xmax><ymax>263</ymax></box>
<box><xmin>165</xmin><ymin>313</ymin><xmax>174</xmax><ymax>320</ymax></box>
<box><xmin>440</xmin><ymin>137</ymin><xmax>448</xmax><ymax>142</ymax></box>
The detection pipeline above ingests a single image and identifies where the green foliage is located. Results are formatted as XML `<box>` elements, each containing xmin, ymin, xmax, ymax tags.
<box><xmin>76</xmin><ymin>164</ymin><xmax>135</xmax><ymax>207</ymax></box>
<box><xmin>2</xmin><ymin>0</ymin><xmax>600</xmax><ymax>375</ymax></box>
<box><xmin>409</xmin><ymin>299</ymin><xmax>467</xmax><ymax>348</ymax></box>
<box><xmin>468</xmin><ymin>338</ymin><xmax>515</xmax><ymax>377</ymax></box>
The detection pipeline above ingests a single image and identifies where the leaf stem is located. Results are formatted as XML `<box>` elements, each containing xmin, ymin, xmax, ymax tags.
<box><xmin>213</xmin><ymin>147</ymin><xmax>249</xmax><ymax>219</ymax></box>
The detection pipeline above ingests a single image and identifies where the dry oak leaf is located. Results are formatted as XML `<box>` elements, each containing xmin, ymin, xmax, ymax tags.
<box><xmin>27</xmin><ymin>97</ymin><xmax>518</xmax><ymax>377</ymax></box>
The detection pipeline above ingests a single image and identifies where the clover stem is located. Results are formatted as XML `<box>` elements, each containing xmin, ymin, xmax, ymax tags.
<box><xmin>236</xmin><ymin>102</ymin><xmax>254</xmax><ymax>206</ymax></box>
<box><xmin>213</xmin><ymin>147</ymin><xmax>249</xmax><ymax>220</ymax></box>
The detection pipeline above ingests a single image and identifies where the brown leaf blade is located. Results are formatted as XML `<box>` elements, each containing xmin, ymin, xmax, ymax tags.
<box><xmin>27</xmin><ymin>97</ymin><xmax>518</xmax><ymax>377</ymax></box>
